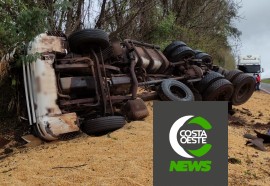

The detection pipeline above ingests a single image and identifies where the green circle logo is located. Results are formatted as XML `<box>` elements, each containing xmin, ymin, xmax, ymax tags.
<box><xmin>169</xmin><ymin>115</ymin><xmax>212</xmax><ymax>158</ymax></box>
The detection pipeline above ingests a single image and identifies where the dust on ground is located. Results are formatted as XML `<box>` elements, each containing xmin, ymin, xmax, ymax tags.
<box><xmin>228</xmin><ymin>91</ymin><xmax>270</xmax><ymax>186</ymax></box>
<box><xmin>0</xmin><ymin>92</ymin><xmax>270</xmax><ymax>185</ymax></box>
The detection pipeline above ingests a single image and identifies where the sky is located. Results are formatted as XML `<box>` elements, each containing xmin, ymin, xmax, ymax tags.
<box><xmin>233</xmin><ymin>0</ymin><xmax>270</xmax><ymax>78</ymax></box>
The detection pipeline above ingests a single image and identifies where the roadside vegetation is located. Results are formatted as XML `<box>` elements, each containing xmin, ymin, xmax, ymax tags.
<box><xmin>0</xmin><ymin>0</ymin><xmax>241</xmax><ymax>125</ymax></box>
<box><xmin>261</xmin><ymin>79</ymin><xmax>270</xmax><ymax>84</ymax></box>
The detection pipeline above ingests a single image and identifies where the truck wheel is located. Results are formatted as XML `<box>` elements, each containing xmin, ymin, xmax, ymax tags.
<box><xmin>195</xmin><ymin>52</ymin><xmax>212</xmax><ymax>64</ymax></box>
<box><xmin>217</xmin><ymin>67</ymin><xmax>229</xmax><ymax>76</ymax></box>
<box><xmin>217</xmin><ymin>67</ymin><xmax>224</xmax><ymax>74</ymax></box>
<box><xmin>59</xmin><ymin>131</ymin><xmax>81</xmax><ymax>141</ymax></box>
<box><xmin>194</xmin><ymin>50</ymin><xmax>203</xmax><ymax>55</ymax></box>
<box><xmin>68</xmin><ymin>29</ymin><xmax>109</xmax><ymax>54</ymax></box>
<box><xmin>170</xmin><ymin>46</ymin><xmax>195</xmax><ymax>62</ymax></box>
<box><xmin>163</xmin><ymin>41</ymin><xmax>186</xmax><ymax>57</ymax></box>
<box><xmin>158</xmin><ymin>79</ymin><xmax>194</xmax><ymax>101</ymax></box>
<box><xmin>195</xmin><ymin>71</ymin><xmax>224</xmax><ymax>93</ymax></box>
<box><xmin>225</xmin><ymin>70</ymin><xmax>243</xmax><ymax>82</ymax></box>
<box><xmin>202</xmin><ymin>79</ymin><xmax>234</xmax><ymax>101</ymax></box>
<box><xmin>231</xmin><ymin>74</ymin><xmax>256</xmax><ymax>105</ymax></box>
<box><xmin>82</xmin><ymin>116</ymin><xmax>126</xmax><ymax>135</ymax></box>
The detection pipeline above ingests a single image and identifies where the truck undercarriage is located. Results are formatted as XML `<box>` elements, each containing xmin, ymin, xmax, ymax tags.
<box><xmin>22</xmin><ymin>29</ymin><xmax>256</xmax><ymax>140</ymax></box>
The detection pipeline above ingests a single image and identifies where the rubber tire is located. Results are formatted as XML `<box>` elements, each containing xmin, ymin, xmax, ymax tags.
<box><xmin>225</xmin><ymin>70</ymin><xmax>243</xmax><ymax>82</ymax></box>
<box><xmin>159</xmin><ymin>79</ymin><xmax>194</xmax><ymax>101</ymax></box>
<box><xmin>82</xmin><ymin>116</ymin><xmax>125</xmax><ymax>135</ymax></box>
<box><xmin>195</xmin><ymin>52</ymin><xmax>212</xmax><ymax>64</ymax></box>
<box><xmin>68</xmin><ymin>29</ymin><xmax>109</xmax><ymax>54</ymax></box>
<box><xmin>217</xmin><ymin>67</ymin><xmax>224</xmax><ymax>74</ymax></box>
<box><xmin>231</xmin><ymin>74</ymin><xmax>256</xmax><ymax>105</ymax></box>
<box><xmin>202</xmin><ymin>79</ymin><xmax>234</xmax><ymax>101</ymax></box>
<box><xmin>217</xmin><ymin>67</ymin><xmax>229</xmax><ymax>76</ymax></box>
<box><xmin>195</xmin><ymin>71</ymin><xmax>224</xmax><ymax>93</ymax></box>
<box><xmin>169</xmin><ymin>46</ymin><xmax>195</xmax><ymax>62</ymax></box>
<box><xmin>194</xmin><ymin>50</ymin><xmax>203</xmax><ymax>55</ymax></box>
<box><xmin>223</xmin><ymin>69</ymin><xmax>229</xmax><ymax>76</ymax></box>
<box><xmin>163</xmin><ymin>41</ymin><xmax>186</xmax><ymax>57</ymax></box>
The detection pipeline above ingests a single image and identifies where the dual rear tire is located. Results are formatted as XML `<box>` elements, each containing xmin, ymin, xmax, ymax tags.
<box><xmin>157</xmin><ymin>70</ymin><xmax>253</xmax><ymax>103</ymax></box>
<box><xmin>163</xmin><ymin>41</ymin><xmax>195</xmax><ymax>62</ymax></box>
<box><xmin>195</xmin><ymin>71</ymin><xmax>234</xmax><ymax>101</ymax></box>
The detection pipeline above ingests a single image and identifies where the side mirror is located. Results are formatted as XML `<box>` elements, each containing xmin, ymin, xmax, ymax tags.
<box><xmin>261</xmin><ymin>68</ymin><xmax>264</xmax><ymax>73</ymax></box>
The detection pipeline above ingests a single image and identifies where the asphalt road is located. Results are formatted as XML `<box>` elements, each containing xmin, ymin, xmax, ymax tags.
<box><xmin>261</xmin><ymin>83</ymin><xmax>270</xmax><ymax>93</ymax></box>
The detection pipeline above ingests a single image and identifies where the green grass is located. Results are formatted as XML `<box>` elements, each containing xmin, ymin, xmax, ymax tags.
<box><xmin>261</xmin><ymin>79</ymin><xmax>270</xmax><ymax>83</ymax></box>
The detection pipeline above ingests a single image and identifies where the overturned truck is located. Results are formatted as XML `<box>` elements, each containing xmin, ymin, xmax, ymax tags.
<box><xmin>23</xmin><ymin>29</ymin><xmax>255</xmax><ymax>141</ymax></box>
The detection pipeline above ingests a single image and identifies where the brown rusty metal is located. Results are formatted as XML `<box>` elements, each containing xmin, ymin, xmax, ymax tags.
<box><xmin>45</xmin><ymin>112</ymin><xmax>79</xmax><ymax>136</ymax></box>
<box><xmin>147</xmin><ymin>74</ymin><xmax>169</xmax><ymax>78</ymax></box>
<box><xmin>190</xmin><ymin>65</ymin><xmax>203</xmax><ymax>78</ymax></box>
<box><xmin>111</xmin><ymin>76</ymin><xmax>131</xmax><ymax>85</ymax></box>
<box><xmin>87</xmin><ymin>59</ymin><xmax>100</xmax><ymax>106</ymax></box>
<box><xmin>56</xmin><ymin>56</ymin><xmax>100</xmax><ymax>106</ymax></box>
<box><xmin>155</xmin><ymin>49</ymin><xmax>170</xmax><ymax>73</ymax></box>
<box><xmin>145</xmin><ymin>47</ymin><xmax>163</xmax><ymax>73</ymax></box>
<box><xmin>55</xmin><ymin>64</ymin><xmax>89</xmax><ymax>71</ymax></box>
<box><xmin>130</xmin><ymin>59</ymin><xmax>138</xmax><ymax>99</ymax></box>
<box><xmin>186</xmin><ymin>68</ymin><xmax>197</xmax><ymax>78</ymax></box>
<box><xmin>56</xmin><ymin>57</ymin><xmax>94</xmax><ymax>64</ymax></box>
<box><xmin>109</xmin><ymin>95</ymin><xmax>132</xmax><ymax>100</ymax></box>
<box><xmin>138</xmin><ymin>92</ymin><xmax>159</xmax><ymax>101</ymax></box>
<box><xmin>122</xmin><ymin>98</ymin><xmax>149</xmax><ymax>120</ymax></box>
<box><xmin>91</xmin><ymin>50</ymin><xmax>107</xmax><ymax>115</ymax></box>
<box><xmin>138</xmin><ymin>77</ymin><xmax>185</xmax><ymax>86</ymax></box>
<box><xmin>59</xmin><ymin>76</ymin><xmax>96</xmax><ymax>93</ymax></box>
<box><xmin>132</xmin><ymin>44</ymin><xmax>145</xmax><ymax>67</ymax></box>
<box><xmin>103</xmin><ymin>65</ymin><xmax>121</xmax><ymax>73</ymax></box>
<box><xmin>60</xmin><ymin>98</ymin><xmax>96</xmax><ymax>106</ymax></box>
<box><xmin>125</xmin><ymin>39</ymin><xmax>160</xmax><ymax>49</ymax></box>
<box><xmin>141</xmin><ymin>46</ymin><xmax>156</xmax><ymax>73</ymax></box>
<box><xmin>99</xmin><ymin>47</ymin><xmax>114</xmax><ymax>115</ymax></box>
<box><xmin>123</xmin><ymin>39</ymin><xmax>134</xmax><ymax>51</ymax></box>
<box><xmin>111</xmin><ymin>41</ymin><xmax>123</xmax><ymax>56</ymax></box>
<box><xmin>56</xmin><ymin>73</ymin><xmax>71</xmax><ymax>99</ymax></box>
<box><xmin>125</xmin><ymin>40</ymin><xmax>168</xmax><ymax>74</ymax></box>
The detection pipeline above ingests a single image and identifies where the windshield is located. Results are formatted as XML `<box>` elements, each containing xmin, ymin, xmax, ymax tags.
<box><xmin>238</xmin><ymin>65</ymin><xmax>261</xmax><ymax>73</ymax></box>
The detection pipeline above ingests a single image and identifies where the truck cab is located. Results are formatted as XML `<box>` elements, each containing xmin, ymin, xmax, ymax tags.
<box><xmin>238</xmin><ymin>55</ymin><xmax>263</xmax><ymax>74</ymax></box>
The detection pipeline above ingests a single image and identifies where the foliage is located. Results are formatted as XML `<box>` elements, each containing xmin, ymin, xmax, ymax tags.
<box><xmin>0</xmin><ymin>0</ymin><xmax>242</xmax><ymax>115</ymax></box>
<box><xmin>94</xmin><ymin>0</ymin><xmax>241</xmax><ymax>68</ymax></box>
<box><xmin>261</xmin><ymin>79</ymin><xmax>270</xmax><ymax>84</ymax></box>
<box><xmin>0</xmin><ymin>1</ymin><xmax>48</xmax><ymax>55</ymax></box>
<box><xmin>0</xmin><ymin>0</ymin><xmax>241</xmax><ymax>68</ymax></box>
